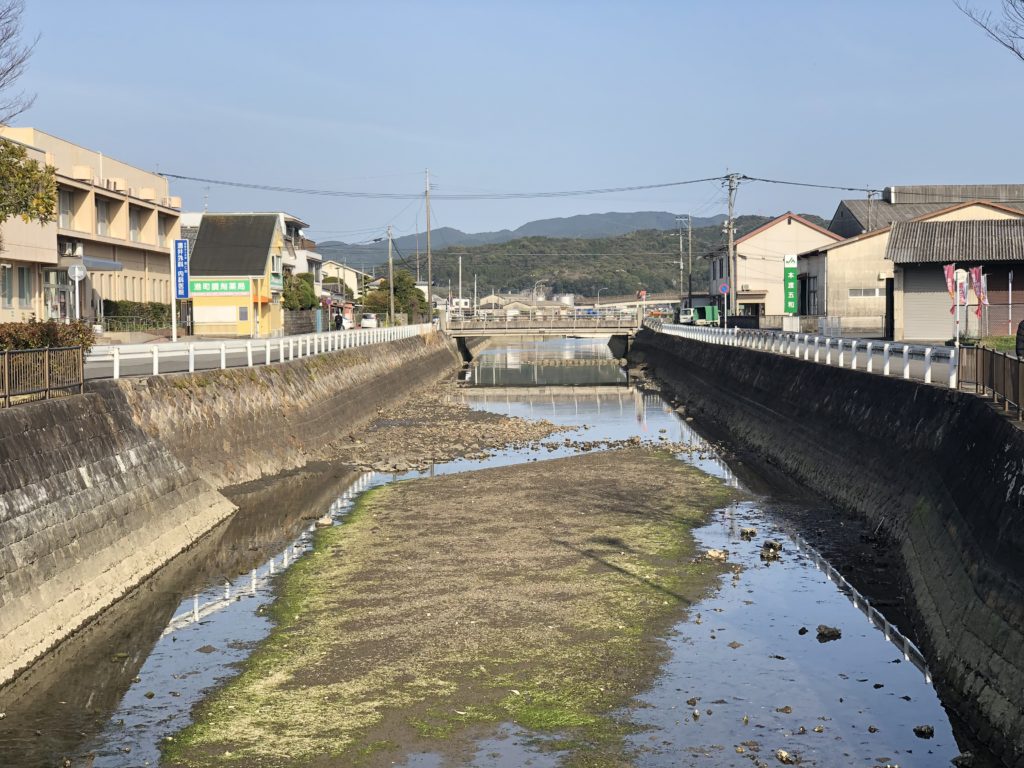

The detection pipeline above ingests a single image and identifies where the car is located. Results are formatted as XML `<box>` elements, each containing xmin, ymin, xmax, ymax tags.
<box><xmin>360</xmin><ymin>313</ymin><xmax>379</xmax><ymax>328</ymax></box>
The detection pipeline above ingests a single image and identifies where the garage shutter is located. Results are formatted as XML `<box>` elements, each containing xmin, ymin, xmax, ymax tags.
<box><xmin>903</xmin><ymin>267</ymin><xmax>952</xmax><ymax>341</ymax></box>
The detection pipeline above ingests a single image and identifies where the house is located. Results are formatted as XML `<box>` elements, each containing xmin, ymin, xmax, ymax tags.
<box><xmin>707</xmin><ymin>213</ymin><xmax>841</xmax><ymax>318</ymax></box>
<box><xmin>279</xmin><ymin>215</ymin><xmax>323</xmax><ymax>293</ymax></box>
<box><xmin>799</xmin><ymin>200</ymin><xmax>1024</xmax><ymax>337</ymax></box>
<box><xmin>887</xmin><ymin>219</ymin><xmax>1024</xmax><ymax>340</ymax></box>
<box><xmin>187</xmin><ymin>214</ymin><xmax>289</xmax><ymax>337</ymax></box>
<box><xmin>0</xmin><ymin>127</ymin><xmax>181</xmax><ymax>323</ymax></box>
<box><xmin>321</xmin><ymin>260</ymin><xmax>370</xmax><ymax>299</ymax></box>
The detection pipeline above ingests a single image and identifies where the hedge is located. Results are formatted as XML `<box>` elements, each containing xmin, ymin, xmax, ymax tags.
<box><xmin>102</xmin><ymin>300</ymin><xmax>171</xmax><ymax>325</ymax></box>
<box><xmin>0</xmin><ymin>320</ymin><xmax>96</xmax><ymax>351</ymax></box>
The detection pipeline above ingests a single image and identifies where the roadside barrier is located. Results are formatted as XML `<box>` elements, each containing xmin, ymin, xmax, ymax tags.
<box><xmin>642</xmin><ymin>318</ymin><xmax>959</xmax><ymax>390</ymax></box>
<box><xmin>88</xmin><ymin>324</ymin><xmax>432</xmax><ymax>380</ymax></box>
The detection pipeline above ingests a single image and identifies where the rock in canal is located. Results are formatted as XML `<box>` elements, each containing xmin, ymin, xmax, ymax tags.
<box><xmin>740</xmin><ymin>527</ymin><xmax>757</xmax><ymax>540</ymax></box>
<box><xmin>913</xmin><ymin>724</ymin><xmax>934</xmax><ymax>739</ymax></box>
<box><xmin>816</xmin><ymin>625</ymin><xmax>842</xmax><ymax>642</ymax></box>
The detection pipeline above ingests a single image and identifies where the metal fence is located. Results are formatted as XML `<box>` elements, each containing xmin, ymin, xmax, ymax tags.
<box><xmin>87</xmin><ymin>324</ymin><xmax>432</xmax><ymax>380</ymax></box>
<box><xmin>958</xmin><ymin>346</ymin><xmax>1023</xmax><ymax>420</ymax></box>
<box><xmin>1</xmin><ymin>346</ymin><xmax>84</xmax><ymax>407</ymax></box>
<box><xmin>101</xmin><ymin>315</ymin><xmax>172</xmax><ymax>333</ymax></box>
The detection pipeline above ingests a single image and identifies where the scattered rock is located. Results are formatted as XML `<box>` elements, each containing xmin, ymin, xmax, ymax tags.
<box><xmin>775</xmin><ymin>748</ymin><xmax>796</xmax><ymax>764</ymax></box>
<box><xmin>798</xmin><ymin>627</ymin><xmax>808</xmax><ymax>636</ymax></box>
<box><xmin>868</xmin><ymin>725</ymin><xmax>879</xmax><ymax>733</ymax></box>
<box><xmin>913</xmin><ymin>724</ymin><xmax>934</xmax><ymax>739</ymax></box>
<box><xmin>816</xmin><ymin>625</ymin><xmax>842</xmax><ymax>642</ymax></box>
<box><xmin>760</xmin><ymin>540</ymin><xmax>782</xmax><ymax>562</ymax></box>
<box><xmin>812</xmin><ymin>725</ymin><xmax>824</xmax><ymax>733</ymax></box>
<box><xmin>196</xmin><ymin>644</ymin><xmax>218</xmax><ymax>654</ymax></box>
<box><xmin>776</xmin><ymin>705</ymin><xmax>793</xmax><ymax>714</ymax></box>
<box><xmin>740</xmin><ymin>527</ymin><xmax>757</xmax><ymax>540</ymax></box>
<box><xmin>705</xmin><ymin>548</ymin><xmax>729</xmax><ymax>562</ymax></box>
<box><xmin>315</xmin><ymin>515</ymin><xmax>332</xmax><ymax>527</ymax></box>
<box><xmin>728</xmin><ymin>641</ymin><xmax>743</xmax><ymax>649</ymax></box>
<box><xmin>143</xmin><ymin>691</ymin><xmax>155</xmax><ymax>699</ymax></box>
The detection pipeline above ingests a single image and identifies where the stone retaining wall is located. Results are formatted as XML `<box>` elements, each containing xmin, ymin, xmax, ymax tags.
<box><xmin>631</xmin><ymin>328</ymin><xmax>1024</xmax><ymax>767</ymax></box>
<box><xmin>0</xmin><ymin>329</ymin><xmax>462</xmax><ymax>687</ymax></box>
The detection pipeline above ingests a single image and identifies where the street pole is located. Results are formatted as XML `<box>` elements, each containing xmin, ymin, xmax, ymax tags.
<box><xmin>726</xmin><ymin>173</ymin><xmax>739</xmax><ymax>318</ymax></box>
<box><xmin>687</xmin><ymin>213</ymin><xmax>693</xmax><ymax>309</ymax></box>
<box><xmin>677</xmin><ymin>218</ymin><xmax>684</xmax><ymax>309</ymax></box>
<box><xmin>387</xmin><ymin>224</ymin><xmax>395</xmax><ymax>325</ymax></box>
<box><xmin>425</xmin><ymin>170</ymin><xmax>432</xmax><ymax>321</ymax></box>
<box><xmin>473</xmin><ymin>273</ymin><xmax>477</xmax><ymax>316</ymax></box>
<box><xmin>458</xmin><ymin>254</ymin><xmax>463</xmax><ymax>316</ymax></box>
<box><xmin>1009</xmin><ymin>270</ymin><xmax>1014</xmax><ymax>336</ymax></box>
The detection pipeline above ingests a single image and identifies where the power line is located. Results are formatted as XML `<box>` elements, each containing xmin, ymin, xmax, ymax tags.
<box><xmin>741</xmin><ymin>175</ymin><xmax>880</xmax><ymax>194</ymax></box>
<box><xmin>160</xmin><ymin>172</ymin><xmax>727</xmax><ymax>200</ymax></box>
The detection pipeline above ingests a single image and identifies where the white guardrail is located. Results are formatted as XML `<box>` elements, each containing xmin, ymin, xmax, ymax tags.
<box><xmin>642</xmin><ymin>318</ymin><xmax>958</xmax><ymax>389</ymax></box>
<box><xmin>88</xmin><ymin>324</ymin><xmax>431</xmax><ymax>380</ymax></box>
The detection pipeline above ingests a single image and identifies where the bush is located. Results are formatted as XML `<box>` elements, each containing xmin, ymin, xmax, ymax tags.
<box><xmin>102</xmin><ymin>300</ymin><xmax>171</xmax><ymax>325</ymax></box>
<box><xmin>0</xmin><ymin>320</ymin><xmax>96</xmax><ymax>351</ymax></box>
<box><xmin>282</xmin><ymin>274</ymin><xmax>318</xmax><ymax>310</ymax></box>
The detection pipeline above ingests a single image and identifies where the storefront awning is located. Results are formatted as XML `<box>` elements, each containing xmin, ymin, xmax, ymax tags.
<box><xmin>83</xmin><ymin>256</ymin><xmax>123</xmax><ymax>272</ymax></box>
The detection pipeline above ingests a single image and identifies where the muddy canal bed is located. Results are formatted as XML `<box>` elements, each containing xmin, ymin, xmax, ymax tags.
<box><xmin>0</xmin><ymin>338</ymin><xmax>969</xmax><ymax>767</ymax></box>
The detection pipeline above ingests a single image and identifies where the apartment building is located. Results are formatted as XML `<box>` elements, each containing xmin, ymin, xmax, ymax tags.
<box><xmin>0</xmin><ymin>127</ymin><xmax>181</xmax><ymax>323</ymax></box>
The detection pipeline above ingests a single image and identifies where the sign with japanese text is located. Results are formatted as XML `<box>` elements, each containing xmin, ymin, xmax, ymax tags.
<box><xmin>783</xmin><ymin>254</ymin><xmax>798</xmax><ymax>315</ymax></box>
<box><xmin>174</xmin><ymin>239</ymin><xmax>189</xmax><ymax>300</ymax></box>
<box><xmin>189</xmin><ymin>278</ymin><xmax>251</xmax><ymax>296</ymax></box>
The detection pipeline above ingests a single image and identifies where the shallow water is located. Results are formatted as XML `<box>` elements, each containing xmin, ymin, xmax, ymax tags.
<box><xmin>0</xmin><ymin>337</ymin><xmax>964</xmax><ymax>767</ymax></box>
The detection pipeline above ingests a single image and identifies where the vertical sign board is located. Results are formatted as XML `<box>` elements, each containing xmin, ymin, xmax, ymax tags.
<box><xmin>174</xmin><ymin>239</ymin><xmax>190</xmax><ymax>299</ymax></box>
<box><xmin>783</xmin><ymin>254</ymin><xmax>798</xmax><ymax>315</ymax></box>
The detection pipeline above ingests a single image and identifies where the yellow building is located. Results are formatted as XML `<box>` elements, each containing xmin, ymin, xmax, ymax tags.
<box><xmin>188</xmin><ymin>213</ymin><xmax>289</xmax><ymax>337</ymax></box>
<box><xmin>0</xmin><ymin>127</ymin><xmax>181</xmax><ymax>323</ymax></box>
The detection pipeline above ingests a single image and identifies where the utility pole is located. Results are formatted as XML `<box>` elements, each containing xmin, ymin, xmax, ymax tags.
<box><xmin>677</xmin><ymin>217</ymin><xmax>685</xmax><ymax>308</ymax></box>
<box><xmin>458</xmin><ymin>253</ymin><xmax>463</xmax><ymax>315</ymax></box>
<box><xmin>473</xmin><ymin>273</ymin><xmax>477</xmax><ymax>315</ymax></box>
<box><xmin>726</xmin><ymin>173</ymin><xmax>740</xmax><ymax>322</ymax></box>
<box><xmin>687</xmin><ymin>213</ymin><xmax>693</xmax><ymax>309</ymax></box>
<box><xmin>425</xmin><ymin>169</ymin><xmax>432</xmax><ymax>321</ymax></box>
<box><xmin>387</xmin><ymin>224</ymin><xmax>395</xmax><ymax>324</ymax></box>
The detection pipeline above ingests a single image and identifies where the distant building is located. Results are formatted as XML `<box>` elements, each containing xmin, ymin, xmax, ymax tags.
<box><xmin>800</xmin><ymin>199</ymin><xmax>1024</xmax><ymax>337</ymax></box>
<box><xmin>0</xmin><ymin>127</ymin><xmax>181</xmax><ymax>323</ymax></box>
<box><xmin>707</xmin><ymin>213</ymin><xmax>840</xmax><ymax>317</ymax></box>
<box><xmin>887</xmin><ymin>219</ymin><xmax>1024</xmax><ymax>340</ymax></box>
<box><xmin>187</xmin><ymin>213</ymin><xmax>289</xmax><ymax>337</ymax></box>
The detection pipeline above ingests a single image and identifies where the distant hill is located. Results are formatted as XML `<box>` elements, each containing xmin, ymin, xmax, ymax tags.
<box><xmin>316</xmin><ymin>211</ymin><xmax>727</xmax><ymax>267</ymax></box>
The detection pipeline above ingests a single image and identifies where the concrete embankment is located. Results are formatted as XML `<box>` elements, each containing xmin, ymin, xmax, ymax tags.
<box><xmin>630</xmin><ymin>328</ymin><xmax>1024</xmax><ymax>766</ymax></box>
<box><xmin>0</xmin><ymin>330</ymin><xmax>462</xmax><ymax>688</ymax></box>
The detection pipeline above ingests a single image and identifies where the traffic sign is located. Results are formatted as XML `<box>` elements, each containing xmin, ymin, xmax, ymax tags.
<box><xmin>68</xmin><ymin>263</ymin><xmax>87</xmax><ymax>283</ymax></box>
<box><xmin>719</xmin><ymin>283</ymin><xmax>729</xmax><ymax>295</ymax></box>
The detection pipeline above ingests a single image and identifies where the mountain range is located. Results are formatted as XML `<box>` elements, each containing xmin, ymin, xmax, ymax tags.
<box><xmin>316</xmin><ymin>211</ymin><xmax>727</xmax><ymax>267</ymax></box>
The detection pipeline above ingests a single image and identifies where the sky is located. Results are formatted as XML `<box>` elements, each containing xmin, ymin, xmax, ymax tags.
<box><xmin>14</xmin><ymin>0</ymin><xmax>1024</xmax><ymax>243</ymax></box>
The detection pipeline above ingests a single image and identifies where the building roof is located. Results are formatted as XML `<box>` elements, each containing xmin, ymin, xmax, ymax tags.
<box><xmin>735</xmin><ymin>211</ymin><xmax>842</xmax><ymax>246</ymax></box>
<box><xmin>831</xmin><ymin>197</ymin><xmax>1024</xmax><ymax>236</ymax></box>
<box><xmin>190</xmin><ymin>214</ymin><xmax>278</xmax><ymax>277</ymax></box>
<box><xmin>886</xmin><ymin>219</ymin><xmax>1024</xmax><ymax>264</ymax></box>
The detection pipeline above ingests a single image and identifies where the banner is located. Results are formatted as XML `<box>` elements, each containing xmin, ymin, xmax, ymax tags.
<box><xmin>943</xmin><ymin>264</ymin><xmax>955</xmax><ymax>315</ymax></box>
<box><xmin>970</xmin><ymin>267</ymin><xmax>987</xmax><ymax>319</ymax></box>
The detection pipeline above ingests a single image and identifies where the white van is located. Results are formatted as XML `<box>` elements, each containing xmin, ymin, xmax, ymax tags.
<box><xmin>360</xmin><ymin>313</ymin><xmax>379</xmax><ymax>328</ymax></box>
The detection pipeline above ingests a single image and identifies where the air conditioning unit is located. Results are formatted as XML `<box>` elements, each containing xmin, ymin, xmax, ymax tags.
<box><xmin>741</xmin><ymin>283</ymin><xmax>750</xmax><ymax>291</ymax></box>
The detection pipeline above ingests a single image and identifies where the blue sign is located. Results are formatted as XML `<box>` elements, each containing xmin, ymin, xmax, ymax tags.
<box><xmin>719</xmin><ymin>283</ymin><xmax>730</xmax><ymax>295</ymax></box>
<box><xmin>174</xmin><ymin>239</ymin><xmax>189</xmax><ymax>299</ymax></box>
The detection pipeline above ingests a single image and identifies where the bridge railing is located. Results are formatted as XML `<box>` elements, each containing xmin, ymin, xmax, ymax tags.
<box><xmin>87</xmin><ymin>324</ymin><xmax>432</xmax><ymax>380</ymax></box>
<box><xmin>449</xmin><ymin>313</ymin><xmax>637</xmax><ymax>332</ymax></box>
<box><xmin>642</xmin><ymin>317</ymin><xmax>959</xmax><ymax>390</ymax></box>
<box><xmin>958</xmin><ymin>345</ymin><xmax>1023</xmax><ymax>420</ymax></box>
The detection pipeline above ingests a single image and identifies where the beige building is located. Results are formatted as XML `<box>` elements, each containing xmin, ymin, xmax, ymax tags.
<box><xmin>708</xmin><ymin>213</ymin><xmax>840</xmax><ymax>317</ymax></box>
<box><xmin>321</xmin><ymin>259</ymin><xmax>370</xmax><ymax>299</ymax></box>
<box><xmin>0</xmin><ymin>127</ymin><xmax>181</xmax><ymax>323</ymax></box>
<box><xmin>799</xmin><ymin>200</ymin><xmax>1024</xmax><ymax>336</ymax></box>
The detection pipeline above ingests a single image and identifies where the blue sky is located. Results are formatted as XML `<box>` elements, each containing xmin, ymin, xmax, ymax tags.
<box><xmin>16</xmin><ymin>0</ymin><xmax>1024</xmax><ymax>241</ymax></box>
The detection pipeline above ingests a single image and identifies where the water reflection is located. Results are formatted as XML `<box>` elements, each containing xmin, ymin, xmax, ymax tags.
<box><xmin>470</xmin><ymin>337</ymin><xmax>626</xmax><ymax>388</ymax></box>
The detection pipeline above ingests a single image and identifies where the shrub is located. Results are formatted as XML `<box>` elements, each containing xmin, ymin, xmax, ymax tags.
<box><xmin>102</xmin><ymin>300</ymin><xmax>171</xmax><ymax>325</ymax></box>
<box><xmin>282</xmin><ymin>274</ymin><xmax>318</xmax><ymax>310</ymax></box>
<box><xmin>0</xmin><ymin>320</ymin><xmax>96</xmax><ymax>351</ymax></box>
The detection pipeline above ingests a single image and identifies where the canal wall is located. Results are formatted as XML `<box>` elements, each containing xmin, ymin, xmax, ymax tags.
<box><xmin>0</xmin><ymin>330</ymin><xmax>462</xmax><ymax>688</ymax></box>
<box><xmin>631</xmin><ymin>329</ymin><xmax>1024</xmax><ymax>767</ymax></box>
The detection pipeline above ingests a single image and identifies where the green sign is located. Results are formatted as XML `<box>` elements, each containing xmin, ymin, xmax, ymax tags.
<box><xmin>190</xmin><ymin>278</ymin><xmax>251</xmax><ymax>296</ymax></box>
<box><xmin>270</xmin><ymin>274</ymin><xmax>283</xmax><ymax>291</ymax></box>
<box><xmin>783</xmin><ymin>254</ymin><xmax>798</xmax><ymax>315</ymax></box>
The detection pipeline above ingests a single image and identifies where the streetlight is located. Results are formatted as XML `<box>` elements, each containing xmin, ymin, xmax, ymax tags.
<box><xmin>596</xmin><ymin>287</ymin><xmax>608</xmax><ymax>310</ymax></box>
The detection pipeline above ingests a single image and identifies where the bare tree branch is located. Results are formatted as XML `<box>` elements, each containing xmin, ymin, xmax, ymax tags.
<box><xmin>955</xmin><ymin>0</ymin><xmax>1024</xmax><ymax>62</ymax></box>
<box><xmin>0</xmin><ymin>0</ymin><xmax>35</xmax><ymax>125</ymax></box>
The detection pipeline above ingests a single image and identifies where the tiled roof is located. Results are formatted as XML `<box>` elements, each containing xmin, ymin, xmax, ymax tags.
<box><xmin>831</xmin><ymin>199</ymin><xmax>1024</xmax><ymax>236</ymax></box>
<box><xmin>190</xmin><ymin>214</ymin><xmax>278</xmax><ymax>277</ymax></box>
<box><xmin>886</xmin><ymin>219</ymin><xmax>1024</xmax><ymax>264</ymax></box>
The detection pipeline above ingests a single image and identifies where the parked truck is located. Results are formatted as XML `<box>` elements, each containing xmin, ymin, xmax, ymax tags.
<box><xmin>675</xmin><ymin>306</ymin><xmax>720</xmax><ymax>326</ymax></box>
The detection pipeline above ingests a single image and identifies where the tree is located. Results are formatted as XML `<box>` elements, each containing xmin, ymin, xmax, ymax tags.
<box><xmin>956</xmin><ymin>0</ymin><xmax>1024</xmax><ymax>62</ymax></box>
<box><xmin>361</xmin><ymin>269</ymin><xmax>427</xmax><ymax>321</ymax></box>
<box><xmin>0</xmin><ymin>1</ymin><xmax>35</xmax><ymax>125</ymax></box>
<box><xmin>282</xmin><ymin>273</ymin><xmax>318</xmax><ymax>310</ymax></box>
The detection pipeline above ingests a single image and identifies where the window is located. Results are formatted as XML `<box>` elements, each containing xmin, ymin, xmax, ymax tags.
<box><xmin>271</xmin><ymin>253</ymin><xmax>283</xmax><ymax>274</ymax></box>
<box><xmin>96</xmin><ymin>199</ymin><xmax>109</xmax><ymax>236</ymax></box>
<box><xmin>848</xmin><ymin>287</ymin><xmax>883</xmax><ymax>298</ymax></box>
<box><xmin>239</xmin><ymin>306</ymin><xmax>249</xmax><ymax>322</ymax></box>
<box><xmin>17</xmin><ymin>266</ymin><xmax>31</xmax><ymax>308</ymax></box>
<box><xmin>58</xmin><ymin>189</ymin><xmax>74</xmax><ymax>229</ymax></box>
<box><xmin>806</xmin><ymin>276</ymin><xmax>818</xmax><ymax>315</ymax></box>
<box><xmin>1</xmin><ymin>267</ymin><xmax>11</xmax><ymax>307</ymax></box>
<box><xmin>129</xmin><ymin>207</ymin><xmax>140</xmax><ymax>242</ymax></box>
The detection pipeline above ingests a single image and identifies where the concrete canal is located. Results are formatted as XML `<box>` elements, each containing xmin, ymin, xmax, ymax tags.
<box><xmin>0</xmin><ymin>338</ymin><xmax>982</xmax><ymax>767</ymax></box>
